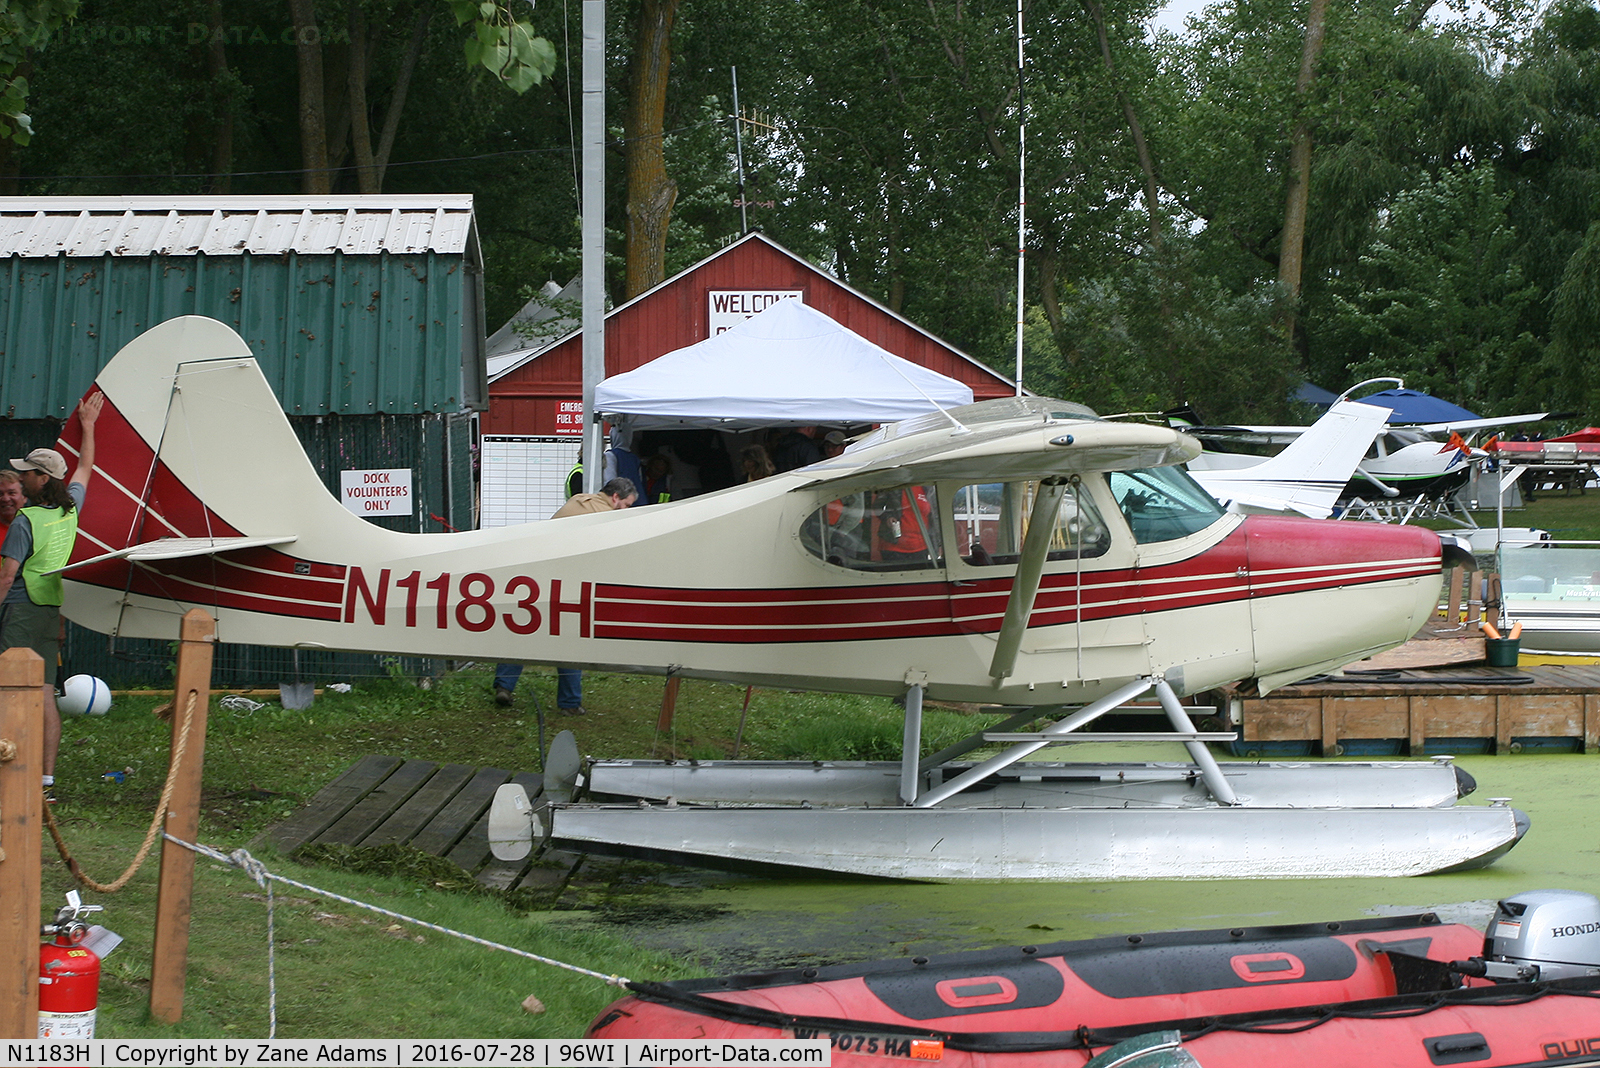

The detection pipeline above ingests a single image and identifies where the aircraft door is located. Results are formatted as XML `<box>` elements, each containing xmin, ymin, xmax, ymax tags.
<box><xmin>1107</xmin><ymin>466</ymin><xmax>1255</xmax><ymax>693</ymax></box>
<box><xmin>947</xmin><ymin>478</ymin><xmax>1144</xmax><ymax>681</ymax></box>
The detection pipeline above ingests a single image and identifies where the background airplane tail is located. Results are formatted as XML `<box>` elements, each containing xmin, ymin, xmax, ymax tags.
<box><xmin>1193</xmin><ymin>400</ymin><xmax>1391</xmax><ymax>519</ymax></box>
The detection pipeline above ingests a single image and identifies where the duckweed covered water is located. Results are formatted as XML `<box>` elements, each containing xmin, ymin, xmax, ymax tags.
<box><xmin>555</xmin><ymin>748</ymin><xmax>1600</xmax><ymax>974</ymax></box>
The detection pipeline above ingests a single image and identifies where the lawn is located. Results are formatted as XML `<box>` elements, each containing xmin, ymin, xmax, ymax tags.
<box><xmin>44</xmin><ymin>663</ymin><xmax>1007</xmax><ymax>1039</ymax></box>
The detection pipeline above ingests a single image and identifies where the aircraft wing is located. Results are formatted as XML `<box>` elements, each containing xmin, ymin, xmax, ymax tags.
<box><xmin>1410</xmin><ymin>412</ymin><xmax>1550</xmax><ymax>434</ymax></box>
<box><xmin>47</xmin><ymin>535</ymin><xmax>298</xmax><ymax>575</ymax></box>
<box><xmin>796</xmin><ymin>418</ymin><xmax>1198</xmax><ymax>496</ymax></box>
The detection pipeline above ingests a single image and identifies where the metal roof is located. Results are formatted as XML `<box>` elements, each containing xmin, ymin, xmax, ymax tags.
<box><xmin>0</xmin><ymin>195</ymin><xmax>478</xmax><ymax>257</ymax></box>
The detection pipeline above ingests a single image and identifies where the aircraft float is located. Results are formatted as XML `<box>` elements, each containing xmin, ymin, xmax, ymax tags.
<box><xmin>55</xmin><ymin>317</ymin><xmax>1527</xmax><ymax>880</ymax></box>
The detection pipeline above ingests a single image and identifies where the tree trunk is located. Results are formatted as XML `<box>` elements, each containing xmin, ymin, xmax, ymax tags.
<box><xmin>290</xmin><ymin>0</ymin><xmax>331</xmax><ymax>194</ymax></box>
<box><xmin>623</xmin><ymin>0</ymin><xmax>681</xmax><ymax>300</ymax></box>
<box><xmin>323</xmin><ymin>38</ymin><xmax>353</xmax><ymax>178</ymax></box>
<box><xmin>1081</xmin><ymin>0</ymin><xmax>1161</xmax><ymax>252</ymax></box>
<box><xmin>348</xmin><ymin>3</ymin><xmax>377</xmax><ymax>193</ymax></box>
<box><xmin>1278</xmin><ymin>0</ymin><xmax>1330</xmax><ymax>341</ymax></box>
<box><xmin>206</xmin><ymin>0</ymin><xmax>233</xmax><ymax>192</ymax></box>
<box><xmin>374</xmin><ymin>8</ymin><xmax>432</xmax><ymax>190</ymax></box>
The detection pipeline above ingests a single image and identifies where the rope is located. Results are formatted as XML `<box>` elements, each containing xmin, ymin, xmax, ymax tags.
<box><xmin>45</xmin><ymin>689</ymin><xmax>201</xmax><ymax>893</ymax></box>
<box><xmin>163</xmin><ymin>834</ymin><xmax>633</xmax><ymax>992</ymax></box>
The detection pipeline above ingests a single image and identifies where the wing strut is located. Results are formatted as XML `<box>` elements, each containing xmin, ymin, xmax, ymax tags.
<box><xmin>988</xmin><ymin>478</ymin><xmax>1067</xmax><ymax>679</ymax></box>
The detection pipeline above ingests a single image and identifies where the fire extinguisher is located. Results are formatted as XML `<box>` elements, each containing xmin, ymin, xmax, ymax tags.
<box><xmin>39</xmin><ymin>891</ymin><xmax>104</xmax><ymax>1039</ymax></box>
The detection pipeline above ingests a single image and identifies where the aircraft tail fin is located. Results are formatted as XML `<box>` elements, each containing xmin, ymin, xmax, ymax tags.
<box><xmin>1191</xmin><ymin>400</ymin><xmax>1391</xmax><ymax>519</ymax></box>
<box><xmin>59</xmin><ymin>316</ymin><xmax>401</xmax><ymax>634</ymax></box>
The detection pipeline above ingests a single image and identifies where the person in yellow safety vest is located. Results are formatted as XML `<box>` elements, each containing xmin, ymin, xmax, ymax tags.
<box><xmin>566</xmin><ymin>458</ymin><xmax>583</xmax><ymax>500</ymax></box>
<box><xmin>0</xmin><ymin>393</ymin><xmax>103</xmax><ymax>802</ymax></box>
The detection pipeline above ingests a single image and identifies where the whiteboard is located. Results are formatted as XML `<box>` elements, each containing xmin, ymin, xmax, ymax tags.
<box><xmin>480</xmin><ymin>436</ymin><xmax>579</xmax><ymax>528</ymax></box>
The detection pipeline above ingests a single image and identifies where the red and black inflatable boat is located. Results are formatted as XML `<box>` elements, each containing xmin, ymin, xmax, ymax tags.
<box><xmin>587</xmin><ymin>890</ymin><xmax>1600</xmax><ymax>1067</ymax></box>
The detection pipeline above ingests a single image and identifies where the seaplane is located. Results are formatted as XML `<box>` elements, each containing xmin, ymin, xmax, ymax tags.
<box><xmin>55</xmin><ymin>317</ymin><xmax>1527</xmax><ymax>880</ymax></box>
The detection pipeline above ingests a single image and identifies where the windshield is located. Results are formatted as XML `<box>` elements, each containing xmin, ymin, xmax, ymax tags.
<box><xmin>1501</xmin><ymin>544</ymin><xmax>1600</xmax><ymax>599</ymax></box>
<box><xmin>1107</xmin><ymin>466</ymin><xmax>1226</xmax><ymax>544</ymax></box>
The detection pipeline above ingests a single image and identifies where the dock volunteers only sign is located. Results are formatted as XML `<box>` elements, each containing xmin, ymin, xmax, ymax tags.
<box><xmin>341</xmin><ymin>468</ymin><xmax>413</xmax><ymax>517</ymax></box>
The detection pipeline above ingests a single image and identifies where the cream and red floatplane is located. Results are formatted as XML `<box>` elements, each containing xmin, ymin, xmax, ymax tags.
<box><xmin>56</xmin><ymin>316</ymin><xmax>1525</xmax><ymax>879</ymax></box>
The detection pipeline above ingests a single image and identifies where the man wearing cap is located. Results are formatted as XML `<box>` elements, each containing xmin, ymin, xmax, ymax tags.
<box><xmin>0</xmin><ymin>393</ymin><xmax>103</xmax><ymax>799</ymax></box>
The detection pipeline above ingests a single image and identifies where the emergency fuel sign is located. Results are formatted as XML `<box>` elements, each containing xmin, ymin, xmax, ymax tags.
<box><xmin>341</xmin><ymin>468</ymin><xmax>413</xmax><ymax>517</ymax></box>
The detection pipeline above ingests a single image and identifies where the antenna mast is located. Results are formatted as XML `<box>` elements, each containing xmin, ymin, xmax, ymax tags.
<box><xmin>732</xmin><ymin>67</ymin><xmax>749</xmax><ymax>235</ymax></box>
<box><xmin>1013</xmin><ymin>0</ymin><xmax>1026</xmax><ymax>396</ymax></box>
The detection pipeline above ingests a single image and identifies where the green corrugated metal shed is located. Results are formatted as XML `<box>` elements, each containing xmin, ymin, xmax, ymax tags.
<box><xmin>0</xmin><ymin>195</ymin><xmax>485</xmax><ymax>418</ymax></box>
<box><xmin>0</xmin><ymin>196</ymin><xmax>488</xmax><ymax>686</ymax></box>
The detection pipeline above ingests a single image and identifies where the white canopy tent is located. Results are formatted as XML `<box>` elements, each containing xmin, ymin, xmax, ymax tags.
<box><xmin>594</xmin><ymin>299</ymin><xmax>975</xmax><ymax>430</ymax></box>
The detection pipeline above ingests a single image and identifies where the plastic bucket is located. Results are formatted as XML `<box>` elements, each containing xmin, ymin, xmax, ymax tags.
<box><xmin>1485</xmin><ymin>637</ymin><xmax>1521</xmax><ymax>667</ymax></box>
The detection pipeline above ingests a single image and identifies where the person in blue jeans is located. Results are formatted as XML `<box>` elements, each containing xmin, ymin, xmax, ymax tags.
<box><xmin>493</xmin><ymin>477</ymin><xmax>637</xmax><ymax>714</ymax></box>
<box><xmin>496</xmin><ymin>663</ymin><xmax>581</xmax><ymax>710</ymax></box>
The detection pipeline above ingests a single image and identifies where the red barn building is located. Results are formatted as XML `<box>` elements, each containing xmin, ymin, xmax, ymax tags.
<box><xmin>485</xmin><ymin>232</ymin><xmax>1015</xmax><ymax>436</ymax></box>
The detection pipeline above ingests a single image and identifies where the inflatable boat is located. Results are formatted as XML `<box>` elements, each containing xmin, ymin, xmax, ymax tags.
<box><xmin>587</xmin><ymin>889</ymin><xmax>1600</xmax><ymax>1067</ymax></box>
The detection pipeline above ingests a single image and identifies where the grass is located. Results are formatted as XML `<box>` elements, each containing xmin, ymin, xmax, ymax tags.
<box><xmin>43</xmin><ymin>662</ymin><xmax>1013</xmax><ymax>1039</ymax></box>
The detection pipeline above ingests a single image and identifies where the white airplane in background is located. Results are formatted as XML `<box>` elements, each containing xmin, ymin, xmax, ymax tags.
<box><xmin>1179</xmin><ymin>379</ymin><xmax>1551</xmax><ymax>515</ymax></box>
<box><xmin>1184</xmin><ymin>399</ymin><xmax>1392</xmax><ymax>519</ymax></box>
<box><xmin>51</xmin><ymin>317</ymin><xmax>1522</xmax><ymax>880</ymax></box>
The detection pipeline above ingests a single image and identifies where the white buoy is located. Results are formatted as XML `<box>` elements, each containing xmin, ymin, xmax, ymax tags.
<box><xmin>59</xmin><ymin>675</ymin><xmax>112</xmax><ymax>716</ymax></box>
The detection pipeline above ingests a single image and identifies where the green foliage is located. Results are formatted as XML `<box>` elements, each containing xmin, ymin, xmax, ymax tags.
<box><xmin>449</xmin><ymin>0</ymin><xmax>556</xmax><ymax>93</ymax></box>
<box><xmin>0</xmin><ymin>0</ymin><xmax>79</xmax><ymax>143</ymax></box>
<box><xmin>1328</xmin><ymin>166</ymin><xmax>1543</xmax><ymax>408</ymax></box>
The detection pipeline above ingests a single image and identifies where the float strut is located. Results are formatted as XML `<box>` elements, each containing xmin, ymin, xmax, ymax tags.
<box><xmin>900</xmin><ymin>684</ymin><xmax>924</xmax><ymax>804</ymax></box>
<box><xmin>913</xmin><ymin>676</ymin><xmax>1156</xmax><ymax>808</ymax></box>
<box><xmin>1155</xmin><ymin>677</ymin><xmax>1239</xmax><ymax>805</ymax></box>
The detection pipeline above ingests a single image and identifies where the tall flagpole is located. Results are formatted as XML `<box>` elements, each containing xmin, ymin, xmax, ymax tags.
<box><xmin>1013</xmin><ymin>0</ymin><xmax>1026</xmax><ymax>396</ymax></box>
<box><xmin>581</xmin><ymin>0</ymin><xmax>605</xmax><ymax>492</ymax></box>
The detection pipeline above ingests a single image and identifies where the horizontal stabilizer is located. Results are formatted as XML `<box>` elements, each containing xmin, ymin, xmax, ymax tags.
<box><xmin>47</xmin><ymin>535</ymin><xmax>297</xmax><ymax>575</ymax></box>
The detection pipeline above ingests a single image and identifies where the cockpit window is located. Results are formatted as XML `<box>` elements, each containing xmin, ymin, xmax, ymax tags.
<box><xmin>1107</xmin><ymin>466</ymin><xmax>1225</xmax><ymax>544</ymax></box>
<box><xmin>951</xmin><ymin>480</ymin><xmax>1110</xmax><ymax>566</ymax></box>
<box><xmin>800</xmin><ymin>485</ymin><xmax>943</xmax><ymax>571</ymax></box>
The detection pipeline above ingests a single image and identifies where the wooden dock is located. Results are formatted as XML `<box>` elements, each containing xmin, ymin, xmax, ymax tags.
<box><xmin>264</xmin><ymin>755</ymin><xmax>571</xmax><ymax>893</ymax></box>
<box><xmin>1227</xmin><ymin>663</ymin><xmax>1600</xmax><ymax>755</ymax></box>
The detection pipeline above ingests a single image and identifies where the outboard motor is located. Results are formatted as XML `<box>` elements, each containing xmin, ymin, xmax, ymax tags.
<box><xmin>1455</xmin><ymin>889</ymin><xmax>1600</xmax><ymax>982</ymax></box>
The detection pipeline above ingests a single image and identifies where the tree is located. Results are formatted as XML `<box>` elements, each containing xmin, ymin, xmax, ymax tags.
<box><xmin>1328</xmin><ymin>167</ymin><xmax>1541</xmax><ymax>407</ymax></box>
<box><xmin>0</xmin><ymin>0</ymin><xmax>79</xmax><ymax>145</ymax></box>
<box><xmin>621</xmin><ymin>0</ymin><xmax>680</xmax><ymax>298</ymax></box>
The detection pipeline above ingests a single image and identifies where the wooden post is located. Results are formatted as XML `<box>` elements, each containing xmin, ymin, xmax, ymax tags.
<box><xmin>1443</xmin><ymin>566</ymin><xmax>1463</xmax><ymax>623</ymax></box>
<box><xmin>656</xmin><ymin>675</ymin><xmax>681</xmax><ymax>732</ymax></box>
<box><xmin>0</xmin><ymin>648</ymin><xmax>44</xmax><ymax>1038</ymax></box>
<box><xmin>148</xmin><ymin>610</ymin><xmax>216</xmax><ymax>1024</ymax></box>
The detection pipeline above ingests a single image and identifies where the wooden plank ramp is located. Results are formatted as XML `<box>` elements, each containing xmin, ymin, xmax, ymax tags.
<box><xmin>268</xmin><ymin>757</ymin><xmax>558</xmax><ymax>893</ymax></box>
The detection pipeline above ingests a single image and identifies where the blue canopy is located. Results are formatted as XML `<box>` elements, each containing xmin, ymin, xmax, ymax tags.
<box><xmin>1294</xmin><ymin>381</ymin><xmax>1340</xmax><ymax>407</ymax></box>
<box><xmin>1353</xmin><ymin>388</ymin><xmax>1479</xmax><ymax>424</ymax></box>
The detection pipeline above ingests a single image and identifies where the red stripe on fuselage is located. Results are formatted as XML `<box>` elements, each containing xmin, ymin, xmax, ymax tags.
<box><xmin>59</xmin><ymin>396</ymin><xmax>349</xmax><ymax>622</ymax></box>
<box><xmin>594</xmin><ymin>521</ymin><xmax>1439</xmax><ymax>643</ymax></box>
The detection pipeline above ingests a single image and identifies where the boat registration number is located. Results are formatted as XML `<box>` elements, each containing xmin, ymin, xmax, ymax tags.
<box><xmin>787</xmin><ymin>1028</ymin><xmax>943</xmax><ymax>1061</ymax></box>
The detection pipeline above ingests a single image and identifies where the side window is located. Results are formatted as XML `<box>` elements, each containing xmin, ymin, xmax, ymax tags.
<box><xmin>1107</xmin><ymin>466</ymin><xmax>1225</xmax><ymax>544</ymax></box>
<box><xmin>951</xmin><ymin>480</ymin><xmax>1110</xmax><ymax>566</ymax></box>
<box><xmin>800</xmin><ymin>485</ymin><xmax>942</xmax><ymax>571</ymax></box>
